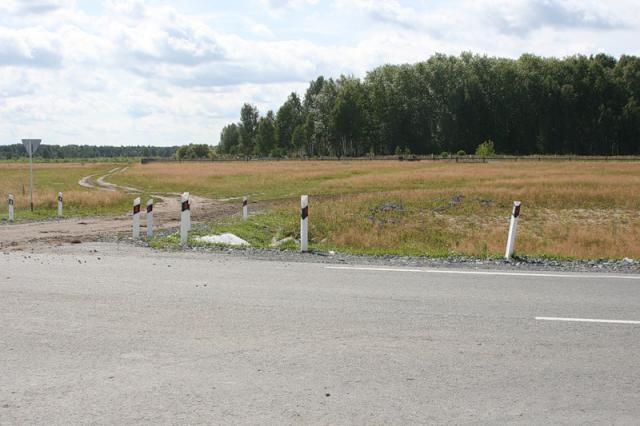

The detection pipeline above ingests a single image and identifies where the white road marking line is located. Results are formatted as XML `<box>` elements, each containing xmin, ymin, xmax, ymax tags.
<box><xmin>535</xmin><ymin>317</ymin><xmax>640</xmax><ymax>325</ymax></box>
<box><xmin>324</xmin><ymin>266</ymin><xmax>640</xmax><ymax>280</ymax></box>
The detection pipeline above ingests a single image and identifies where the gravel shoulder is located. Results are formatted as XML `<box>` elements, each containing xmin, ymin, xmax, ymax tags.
<box><xmin>147</xmin><ymin>243</ymin><xmax>640</xmax><ymax>274</ymax></box>
<box><xmin>19</xmin><ymin>237</ymin><xmax>638</xmax><ymax>276</ymax></box>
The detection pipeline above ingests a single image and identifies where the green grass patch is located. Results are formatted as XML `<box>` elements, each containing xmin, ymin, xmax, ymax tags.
<box><xmin>150</xmin><ymin>210</ymin><xmax>299</xmax><ymax>250</ymax></box>
<box><xmin>149</xmin><ymin>205</ymin><xmax>468</xmax><ymax>257</ymax></box>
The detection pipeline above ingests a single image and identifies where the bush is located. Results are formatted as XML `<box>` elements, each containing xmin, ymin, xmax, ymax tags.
<box><xmin>475</xmin><ymin>140</ymin><xmax>495</xmax><ymax>156</ymax></box>
<box><xmin>176</xmin><ymin>144</ymin><xmax>213</xmax><ymax>160</ymax></box>
<box><xmin>269</xmin><ymin>147</ymin><xmax>285</xmax><ymax>158</ymax></box>
<box><xmin>456</xmin><ymin>150</ymin><xmax>466</xmax><ymax>156</ymax></box>
<box><xmin>440</xmin><ymin>151</ymin><xmax>449</xmax><ymax>158</ymax></box>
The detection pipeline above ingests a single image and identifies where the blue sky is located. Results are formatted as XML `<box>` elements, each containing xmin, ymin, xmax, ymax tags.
<box><xmin>1</xmin><ymin>0</ymin><xmax>638</xmax><ymax>146</ymax></box>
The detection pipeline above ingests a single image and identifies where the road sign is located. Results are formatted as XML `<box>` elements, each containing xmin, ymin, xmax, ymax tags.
<box><xmin>22</xmin><ymin>139</ymin><xmax>41</xmax><ymax>156</ymax></box>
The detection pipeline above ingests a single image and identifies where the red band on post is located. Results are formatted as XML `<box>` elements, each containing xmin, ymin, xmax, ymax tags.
<box><xmin>133</xmin><ymin>204</ymin><xmax>141</xmax><ymax>214</ymax></box>
<box><xmin>181</xmin><ymin>201</ymin><xmax>190</xmax><ymax>212</ymax></box>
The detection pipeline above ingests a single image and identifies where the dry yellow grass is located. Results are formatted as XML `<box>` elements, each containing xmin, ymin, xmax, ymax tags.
<box><xmin>0</xmin><ymin>162</ymin><xmax>130</xmax><ymax>218</ymax></box>
<box><xmin>114</xmin><ymin>160</ymin><xmax>640</xmax><ymax>259</ymax></box>
<box><xmin>301</xmin><ymin>192</ymin><xmax>640</xmax><ymax>259</ymax></box>
<box><xmin>6</xmin><ymin>159</ymin><xmax>639</xmax><ymax>258</ymax></box>
<box><xmin>113</xmin><ymin>160</ymin><xmax>640</xmax><ymax>208</ymax></box>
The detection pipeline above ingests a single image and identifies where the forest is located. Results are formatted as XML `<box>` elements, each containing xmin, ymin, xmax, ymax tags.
<box><xmin>218</xmin><ymin>53</ymin><xmax>640</xmax><ymax>157</ymax></box>
<box><xmin>0</xmin><ymin>144</ymin><xmax>178</xmax><ymax>160</ymax></box>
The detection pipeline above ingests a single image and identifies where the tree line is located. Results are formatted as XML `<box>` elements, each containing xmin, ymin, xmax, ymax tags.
<box><xmin>218</xmin><ymin>53</ymin><xmax>640</xmax><ymax>157</ymax></box>
<box><xmin>0</xmin><ymin>144</ymin><xmax>178</xmax><ymax>160</ymax></box>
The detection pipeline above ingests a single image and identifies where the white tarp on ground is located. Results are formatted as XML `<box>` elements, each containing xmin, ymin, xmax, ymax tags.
<box><xmin>194</xmin><ymin>233</ymin><xmax>250</xmax><ymax>246</ymax></box>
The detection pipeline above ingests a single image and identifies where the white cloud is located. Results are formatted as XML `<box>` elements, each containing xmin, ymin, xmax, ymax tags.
<box><xmin>106</xmin><ymin>2</ymin><xmax>226</xmax><ymax>67</ymax></box>
<box><xmin>480</xmin><ymin>0</ymin><xmax>625</xmax><ymax>35</ymax></box>
<box><xmin>0</xmin><ymin>0</ymin><xmax>638</xmax><ymax>146</ymax></box>
<box><xmin>261</xmin><ymin>0</ymin><xmax>318</xmax><ymax>10</ymax></box>
<box><xmin>251</xmin><ymin>23</ymin><xmax>274</xmax><ymax>38</ymax></box>
<box><xmin>0</xmin><ymin>0</ymin><xmax>75</xmax><ymax>15</ymax></box>
<box><xmin>0</xmin><ymin>27</ymin><xmax>63</xmax><ymax>67</ymax></box>
<box><xmin>335</xmin><ymin>0</ymin><xmax>416</xmax><ymax>28</ymax></box>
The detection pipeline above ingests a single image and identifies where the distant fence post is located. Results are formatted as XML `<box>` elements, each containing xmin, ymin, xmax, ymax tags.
<box><xmin>132</xmin><ymin>197</ymin><xmax>141</xmax><ymax>239</ymax></box>
<box><xmin>300</xmin><ymin>195</ymin><xmax>309</xmax><ymax>252</ymax></box>
<box><xmin>242</xmin><ymin>196</ymin><xmax>248</xmax><ymax>220</ymax></box>
<box><xmin>146</xmin><ymin>198</ymin><xmax>154</xmax><ymax>238</ymax></box>
<box><xmin>8</xmin><ymin>194</ymin><xmax>14</xmax><ymax>222</ymax></box>
<box><xmin>57</xmin><ymin>192</ymin><xmax>63</xmax><ymax>217</ymax></box>
<box><xmin>505</xmin><ymin>201</ymin><xmax>521</xmax><ymax>260</ymax></box>
<box><xmin>180</xmin><ymin>192</ymin><xmax>190</xmax><ymax>246</ymax></box>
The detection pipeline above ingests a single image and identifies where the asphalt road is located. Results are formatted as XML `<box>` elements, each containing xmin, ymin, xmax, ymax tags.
<box><xmin>2</xmin><ymin>243</ymin><xmax>640</xmax><ymax>425</ymax></box>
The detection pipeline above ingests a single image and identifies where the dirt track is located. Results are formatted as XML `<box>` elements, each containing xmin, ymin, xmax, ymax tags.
<box><xmin>1</xmin><ymin>168</ymin><xmax>238</xmax><ymax>251</ymax></box>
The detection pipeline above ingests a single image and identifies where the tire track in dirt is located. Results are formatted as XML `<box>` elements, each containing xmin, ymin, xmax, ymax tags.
<box><xmin>78</xmin><ymin>167</ymin><xmax>121</xmax><ymax>190</ymax></box>
<box><xmin>1</xmin><ymin>167</ymin><xmax>238</xmax><ymax>251</ymax></box>
<box><xmin>90</xmin><ymin>167</ymin><xmax>230</xmax><ymax>223</ymax></box>
<box><xmin>78</xmin><ymin>174</ymin><xmax>97</xmax><ymax>189</ymax></box>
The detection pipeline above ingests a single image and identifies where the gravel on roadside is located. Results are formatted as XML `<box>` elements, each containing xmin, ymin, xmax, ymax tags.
<box><xmin>112</xmin><ymin>231</ymin><xmax>640</xmax><ymax>275</ymax></box>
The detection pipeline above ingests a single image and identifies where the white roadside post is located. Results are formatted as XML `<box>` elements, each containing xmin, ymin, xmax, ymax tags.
<box><xmin>146</xmin><ymin>198</ymin><xmax>154</xmax><ymax>238</ymax></box>
<box><xmin>300</xmin><ymin>195</ymin><xmax>309</xmax><ymax>252</ymax></box>
<box><xmin>8</xmin><ymin>194</ymin><xmax>14</xmax><ymax>222</ymax></box>
<box><xmin>57</xmin><ymin>192</ymin><xmax>63</xmax><ymax>217</ymax></box>
<box><xmin>180</xmin><ymin>192</ymin><xmax>190</xmax><ymax>246</ymax></box>
<box><xmin>242</xmin><ymin>196</ymin><xmax>248</xmax><ymax>220</ymax></box>
<box><xmin>505</xmin><ymin>201</ymin><xmax>521</xmax><ymax>260</ymax></box>
<box><xmin>132</xmin><ymin>197</ymin><xmax>141</xmax><ymax>239</ymax></box>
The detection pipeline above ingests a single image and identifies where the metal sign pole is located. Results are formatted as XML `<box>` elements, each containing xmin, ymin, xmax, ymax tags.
<box><xmin>21</xmin><ymin>139</ymin><xmax>41</xmax><ymax>212</ymax></box>
<box><xmin>29</xmin><ymin>149</ymin><xmax>33</xmax><ymax>211</ymax></box>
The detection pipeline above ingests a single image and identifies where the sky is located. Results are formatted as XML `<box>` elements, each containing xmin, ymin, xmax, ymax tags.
<box><xmin>1</xmin><ymin>0</ymin><xmax>639</xmax><ymax>147</ymax></box>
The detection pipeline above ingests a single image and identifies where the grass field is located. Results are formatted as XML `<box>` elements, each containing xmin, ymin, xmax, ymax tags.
<box><xmin>0</xmin><ymin>162</ymin><xmax>131</xmax><ymax>221</ymax></box>
<box><xmin>115</xmin><ymin>160</ymin><xmax>640</xmax><ymax>259</ymax></box>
